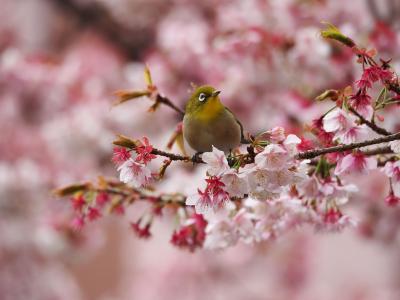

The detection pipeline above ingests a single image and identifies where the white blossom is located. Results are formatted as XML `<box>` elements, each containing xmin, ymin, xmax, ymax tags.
<box><xmin>117</xmin><ymin>159</ymin><xmax>152</xmax><ymax>187</ymax></box>
<box><xmin>202</xmin><ymin>146</ymin><xmax>230</xmax><ymax>176</ymax></box>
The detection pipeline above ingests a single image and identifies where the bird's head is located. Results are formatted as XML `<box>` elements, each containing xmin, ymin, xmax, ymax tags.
<box><xmin>185</xmin><ymin>85</ymin><xmax>223</xmax><ymax>118</ymax></box>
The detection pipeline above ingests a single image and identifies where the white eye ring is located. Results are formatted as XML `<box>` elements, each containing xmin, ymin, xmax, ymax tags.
<box><xmin>198</xmin><ymin>93</ymin><xmax>206</xmax><ymax>102</ymax></box>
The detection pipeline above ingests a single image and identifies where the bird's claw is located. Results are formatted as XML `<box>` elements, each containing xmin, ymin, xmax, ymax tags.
<box><xmin>192</xmin><ymin>152</ymin><xmax>203</xmax><ymax>165</ymax></box>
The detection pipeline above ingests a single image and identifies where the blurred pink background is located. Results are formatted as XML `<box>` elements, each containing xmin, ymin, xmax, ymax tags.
<box><xmin>1</xmin><ymin>0</ymin><xmax>400</xmax><ymax>299</ymax></box>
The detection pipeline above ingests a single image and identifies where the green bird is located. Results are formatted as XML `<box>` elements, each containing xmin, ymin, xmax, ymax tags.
<box><xmin>183</xmin><ymin>85</ymin><xmax>245</xmax><ymax>153</ymax></box>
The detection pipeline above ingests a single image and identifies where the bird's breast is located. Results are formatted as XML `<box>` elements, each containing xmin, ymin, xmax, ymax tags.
<box><xmin>183</xmin><ymin>110</ymin><xmax>241</xmax><ymax>152</ymax></box>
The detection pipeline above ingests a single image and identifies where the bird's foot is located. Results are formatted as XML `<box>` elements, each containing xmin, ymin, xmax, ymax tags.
<box><xmin>192</xmin><ymin>152</ymin><xmax>203</xmax><ymax>165</ymax></box>
<box><xmin>227</xmin><ymin>149</ymin><xmax>236</xmax><ymax>167</ymax></box>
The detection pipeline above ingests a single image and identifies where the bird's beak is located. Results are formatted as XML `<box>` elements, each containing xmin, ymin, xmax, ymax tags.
<box><xmin>212</xmin><ymin>90</ymin><xmax>221</xmax><ymax>97</ymax></box>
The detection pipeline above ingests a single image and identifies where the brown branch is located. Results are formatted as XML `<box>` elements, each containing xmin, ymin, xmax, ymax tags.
<box><xmin>115</xmin><ymin>131</ymin><xmax>400</xmax><ymax>165</ymax></box>
<box><xmin>156</xmin><ymin>94</ymin><xmax>185</xmax><ymax>117</ymax></box>
<box><xmin>296</xmin><ymin>132</ymin><xmax>400</xmax><ymax>160</ymax></box>
<box><xmin>363</xmin><ymin>146</ymin><xmax>393</xmax><ymax>156</ymax></box>
<box><xmin>348</xmin><ymin>107</ymin><xmax>392</xmax><ymax>136</ymax></box>
<box><xmin>388</xmin><ymin>83</ymin><xmax>400</xmax><ymax>95</ymax></box>
<box><xmin>151</xmin><ymin>148</ymin><xmax>204</xmax><ymax>164</ymax></box>
<box><xmin>48</xmin><ymin>0</ymin><xmax>155</xmax><ymax>60</ymax></box>
<box><xmin>153</xmin><ymin>133</ymin><xmax>400</xmax><ymax>164</ymax></box>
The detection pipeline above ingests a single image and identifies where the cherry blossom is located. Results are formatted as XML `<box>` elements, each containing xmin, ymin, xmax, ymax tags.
<box><xmin>117</xmin><ymin>158</ymin><xmax>152</xmax><ymax>187</ymax></box>
<box><xmin>171</xmin><ymin>213</ymin><xmax>207</xmax><ymax>251</ymax></box>
<box><xmin>382</xmin><ymin>161</ymin><xmax>400</xmax><ymax>183</ymax></box>
<box><xmin>254</xmin><ymin>144</ymin><xmax>290</xmax><ymax>171</ymax></box>
<box><xmin>131</xmin><ymin>220</ymin><xmax>152</xmax><ymax>239</ymax></box>
<box><xmin>389</xmin><ymin>140</ymin><xmax>400</xmax><ymax>154</ymax></box>
<box><xmin>384</xmin><ymin>193</ymin><xmax>400</xmax><ymax>207</ymax></box>
<box><xmin>202</xmin><ymin>146</ymin><xmax>230</xmax><ymax>176</ymax></box>
<box><xmin>135</xmin><ymin>137</ymin><xmax>157</xmax><ymax>165</ymax></box>
<box><xmin>186</xmin><ymin>177</ymin><xmax>230</xmax><ymax>213</ymax></box>
<box><xmin>323</xmin><ymin>108</ymin><xmax>358</xmax><ymax>139</ymax></box>
<box><xmin>336</xmin><ymin>124</ymin><xmax>368</xmax><ymax>144</ymax></box>
<box><xmin>220</xmin><ymin>170</ymin><xmax>249</xmax><ymax>198</ymax></box>
<box><xmin>334</xmin><ymin>152</ymin><xmax>377</xmax><ymax>175</ymax></box>
<box><xmin>112</xmin><ymin>147</ymin><xmax>131</xmax><ymax>166</ymax></box>
<box><xmin>259</xmin><ymin>126</ymin><xmax>286</xmax><ymax>143</ymax></box>
<box><xmin>349</xmin><ymin>93</ymin><xmax>373</xmax><ymax>118</ymax></box>
<box><xmin>283</xmin><ymin>134</ymin><xmax>302</xmax><ymax>155</ymax></box>
<box><xmin>8</xmin><ymin>1</ymin><xmax>400</xmax><ymax>298</ymax></box>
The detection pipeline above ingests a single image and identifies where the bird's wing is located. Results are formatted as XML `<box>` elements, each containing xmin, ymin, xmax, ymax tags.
<box><xmin>224</xmin><ymin>107</ymin><xmax>249</xmax><ymax>144</ymax></box>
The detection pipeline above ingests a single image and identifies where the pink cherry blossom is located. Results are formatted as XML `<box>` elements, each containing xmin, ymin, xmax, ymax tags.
<box><xmin>362</xmin><ymin>66</ymin><xmax>393</xmax><ymax>83</ymax></box>
<box><xmin>70</xmin><ymin>215</ymin><xmax>85</xmax><ymax>231</ymax></box>
<box><xmin>283</xmin><ymin>134</ymin><xmax>302</xmax><ymax>155</ymax></box>
<box><xmin>336</xmin><ymin>124</ymin><xmax>368</xmax><ymax>144</ymax></box>
<box><xmin>255</xmin><ymin>144</ymin><xmax>289</xmax><ymax>170</ymax></box>
<box><xmin>259</xmin><ymin>126</ymin><xmax>286</xmax><ymax>143</ymax></box>
<box><xmin>203</xmin><ymin>208</ymin><xmax>239</xmax><ymax>249</ymax></box>
<box><xmin>135</xmin><ymin>137</ymin><xmax>157</xmax><ymax>165</ymax></box>
<box><xmin>349</xmin><ymin>93</ymin><xmax>373</xmax><ymax>119</ymax></box>
<box><xmin>202</xmin><ymin>146</ymin><xmax>230</xmax><ymax>176</ymax></box>
<box><xmin>117</xmin><ymin>158</ymin><xmax>152</xmax><ymax>187</ymax></box>
<box><xmin>382</xmin><ymin>161</ymin><xmax>400</xmax><ymax>183</ymax></box>
<box><xmin>186</xmin><ymin>177</ymin><xmax>230</xmax><ymax>213</ymax></box>
<box><xmin>220</xmin><ymin>170</ymin><xmax>249</xmax><ymax>198</ymax></box>
<box><xmin>323</xmin><ymin>108</ymin><xmax>355</xmax><ymax>134</ymax></box>
<box><xmin>247</xmin><ymin>168</ymin><xmax>283</xmax><ymax>200</ymax></box>
<box><xmin>334</xmin><ymin>152</ymin><xmax>377</xmax><ymax>175</ymax></box>
<box><xmin>384</xmin><ymin>193</ymin><xmax>400</xmax><ymax>207</ymax></box>
<box><xmin>130</xmin><ymin>221</ymin><xmax>152</xmax><ymax>239</ymax></box>
<box><xmin>389</xmin><ymin>140</ymin><xmax>400</xmax><ymax>154</ymax></box>
<box><xmin>316</xmin><ymin>211</ymin><xmax>358</xmax><ymax>232</ymax></box>
<box><xmin>95</xmin><ymin>192</ymin><xmax>109</xmax><ymax>207</ymax></box>
<box><xmin>71</xmin><ymin>195</ymin><xmax>85</xmax><ymax>212</ymax></box>
<box><xmin>112</xmin><ymin>147</ymin><xmax>131</xmax><ymax>166</ymax></box>
<box><xmin>87</xmin><ymin>207</ymin><xmax>102</xmax><ymax>222</ymax></box>
<box><xmin>171</xmin><ymin>213</ymin><xmax>207</xmax><ymax>252</ymax></box>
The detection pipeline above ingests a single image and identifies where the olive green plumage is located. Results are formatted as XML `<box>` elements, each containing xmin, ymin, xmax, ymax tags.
<box><xmin>183</xmin><ymin>85</ymin><xmax>244</xmax><ymax>153</ymax></box>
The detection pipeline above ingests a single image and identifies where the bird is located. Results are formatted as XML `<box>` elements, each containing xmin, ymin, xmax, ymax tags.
<box><xmin>183</xmin><ymin>85</ymin><xmax>245</xmax><ymax>154</ymax></box>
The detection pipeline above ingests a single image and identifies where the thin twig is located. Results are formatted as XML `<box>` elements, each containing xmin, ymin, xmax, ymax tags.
<box><xmin>151</xmin><ymin>148</ymin><xmax>204</xmax><ymax>164</ymax></box>
<box><xmin>388</xmin><ymin>83</ymin><xmax>400</xmax><ymax>95</ymax></box>
<box><xmin>48</xmin><ymin>0</ymin><xmax>154</xmax><ymax>60</ymax></box>
<box><xmin>363</xmin><ymin>146</ymin><xmax>393</xmax><ymax>156</ymax></box>
<box><xmin>296</xmin><ymin>132</ymin><xmax>400</xmax><ymax>159</ymax></box>
<box><xmin>348</xmin><ymin>107</ymin><xmax>392</xmax><ymax>136</ymax></box>
<box><xmin>156</xmin><ymin>94</ymin><xmax>185</xmax><ymax>117</ymax></box>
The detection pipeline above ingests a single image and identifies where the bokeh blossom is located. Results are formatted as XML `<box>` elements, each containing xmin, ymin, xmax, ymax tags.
<box><xmin>4</xmin><ymin>0</ymin><xmax>400</xmax><ymax>299</ymax></box>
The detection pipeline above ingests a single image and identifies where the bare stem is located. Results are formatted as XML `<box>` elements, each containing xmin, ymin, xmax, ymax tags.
<box><xmin>348</xmin><ymin>107</ymin><xmax>392</xmax><ymax>136</ymax></box>
<box><xmin>156</xmin><ymin>94</ymin><xmax>185</xmax><ymax>117</ymax></box>
<box><xmin>151</xmin><ymin>148</ymin><xmax>204</xmax><ymax>164</ymax></box>
<box><xmin>296</xmin><ymin>131</ymin><xmax>400</xmax><ymax>159</ymax></box>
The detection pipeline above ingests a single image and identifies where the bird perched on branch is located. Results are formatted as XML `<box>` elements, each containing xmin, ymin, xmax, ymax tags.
<box><xmin>183</xmin><ymin>85</ymin><xmax>245</xmax><ymax>153</ymax></box>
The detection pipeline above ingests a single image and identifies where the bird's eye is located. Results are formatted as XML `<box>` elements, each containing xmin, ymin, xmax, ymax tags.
<box><xmin>198</xmin><ymin>93</ymin><xmax>206</xmax><ymax>102</ymax></box>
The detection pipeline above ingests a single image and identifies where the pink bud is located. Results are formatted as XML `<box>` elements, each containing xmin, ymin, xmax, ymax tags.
<box><xmin>384</xmin><ymin>193</ymin><xmax>400</xmax><ymax>207</ymax></box>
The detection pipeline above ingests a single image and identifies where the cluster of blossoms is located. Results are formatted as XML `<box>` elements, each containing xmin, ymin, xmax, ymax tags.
<box><xmin>114</xmin><ymin>137</ymin><xmax>156</xmax><ymax>187</ymax></box>
<box><xmin>184</xmin><ymin>129</ymin><xmax>358</xmax><ymax>249</ymax></box>
<box><xmin>5</xmin><ymin>0</ymin><xmax>400</xmax><ymax>298</ymax></box>
<box><xmin>56</xmin><ymin>23</ymin><xmax>400</xmax><ymax>254</ymax></box>
<box><xmin>93</xmin><ymin>127</ymin><xmax>358</xmax><ymax>251</ymax></box>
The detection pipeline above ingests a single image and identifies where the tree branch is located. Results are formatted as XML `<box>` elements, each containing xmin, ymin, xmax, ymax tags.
<box><xmin>115</xmin><ymin>132</ymin><xmax>400</xmax><ymax>165</ymax></box>
<box><xmin>156</xmin><ymin>94</ymin><xmax>185</xmax><ymax>117</ymax></box>
<box><xmin>348</xmin><ymin>106</ymin><xmax>392</xmax><ymax>136</ymax></box>
<box><xmin>296</xmin><ymin>132</ymin><xmax>400</xmax><ymax>159</ymax></box>
<box><xmin>151</xmin><ymin>148</ymin><xmax>204</xmax><ymax>164</ymax></box>
<box><xmin>48</xmin><ymin>0</ymin><xmax>154</xmax><ymax>60</ymax></box>
<box><xmin>363</xmin><ymin>146</ymin><xmax>393</xmax><ymax>156</ymax></box>
<box><xmin>388</xmin><ymin>83</ymin><xmax>400</xmax><ymax>95</ymax></box>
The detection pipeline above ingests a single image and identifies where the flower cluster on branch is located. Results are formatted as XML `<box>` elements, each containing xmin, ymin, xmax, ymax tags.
<box><xmin>54</xmin><ymin>24</ymin><xmax>400</xmax><ymax>252</ymax></box>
